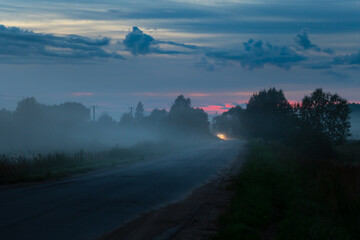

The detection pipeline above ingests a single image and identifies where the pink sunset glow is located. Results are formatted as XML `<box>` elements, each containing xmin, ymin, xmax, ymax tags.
<box><xmin>199</xmin><ymin>102</ymin><xmax>242</xmax><ymax>115</ymax></box>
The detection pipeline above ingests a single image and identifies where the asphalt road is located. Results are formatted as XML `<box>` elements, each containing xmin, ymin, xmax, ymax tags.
<box><xmin>0</xmin><ymin>140</ymin><xmax>243</xmax><ymax>240</ymax></box>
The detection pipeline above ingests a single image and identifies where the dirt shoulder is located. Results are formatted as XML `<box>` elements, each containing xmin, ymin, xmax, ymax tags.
<box><xmin>96</xmin><ymin>149</ymin><xmax>246</xmax><ymax>240</ymax></box>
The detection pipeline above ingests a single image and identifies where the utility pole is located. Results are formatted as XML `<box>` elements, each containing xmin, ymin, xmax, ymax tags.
<box><xmin>90</xmin><ymin>105</ymin><xmax>97</xmax><ymax>122</ymax></box>
<box><xmin>130</xmin><ymin>107</ymin><xmax>133</xmax><ymax>118</ymax></box>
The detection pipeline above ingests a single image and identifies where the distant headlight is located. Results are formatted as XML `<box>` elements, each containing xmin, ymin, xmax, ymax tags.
<box><xmin>217</xmin><ymin>133</ymin><xmax>226</xmax><ymax>140</ymax></box>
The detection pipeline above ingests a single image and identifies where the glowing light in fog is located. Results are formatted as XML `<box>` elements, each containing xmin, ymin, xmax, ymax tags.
<box><xmin>217</xmin><ymin>133</ymin><xmax>226</xmax><ymax>140</ymax></box>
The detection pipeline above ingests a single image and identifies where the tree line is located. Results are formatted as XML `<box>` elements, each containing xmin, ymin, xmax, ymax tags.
<box><xmin>213</xmin><ymin>88</ymin><xmax>355</xmax><ymax>156</ymax></box>
<box><xmin>0</xmin><ymin>88</ymin><xmax>356</xmax><ymax>153</ymax></box>
<box><xmin>0</xmin><ymin>95</ymin><xmax>212</xmax><ymax>153</ymax></box>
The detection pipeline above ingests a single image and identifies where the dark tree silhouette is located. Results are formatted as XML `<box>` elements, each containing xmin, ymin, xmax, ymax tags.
<box><xmin>299</xmin><ymin>88</ymin><xmax>351</xmax><ymax>144</ymax></box>
<box><xmin>147</xmin><ymin>108</ymin><xmax>167</xmax><ymax>127</ymax></box>
<box><xmin>247</xmin><ymin>88</ymin><xmax>293</xmax><ymax>114</ymax></box>
<box><xmin>171</xmin><ymin>95</ymin><xmax>191</xmax><ymax>110</ymax></box>
<box><xmin>245</xmin><ymin>88</ymin><xmax>296</xmax><ymax>140</ymax></box>
<box><xmin>166</xmin><ymin>95</ymin><xmax>211</xmax><ymax>138</ymax></box>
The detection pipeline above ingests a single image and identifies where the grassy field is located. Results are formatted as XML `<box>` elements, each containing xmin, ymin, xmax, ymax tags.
<box><xmin>215</xmin><ymin>140</ymin><xmax>360</xmax><ymax>240</ymax></box>
<box><xmin>0</xmin><ymin>141</ymin><xmax>173</xmax><ymax>185</ymax></box>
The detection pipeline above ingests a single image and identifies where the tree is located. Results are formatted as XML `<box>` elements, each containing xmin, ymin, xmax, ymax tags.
<box><xmin>97</xmin><ymin>113</ymin><xmax>116</xmax><ymax>127</ymax></box>
<box><xmin>134</xmin><ymin>101</ymin><xmax>144</xmax><ymax>122</ymax></box>
<box><xmin>170</xmin><ymin>95</ymin><xmax>191</xmax><ymax>112</ymax></box>
<box><xmin>245</xmin><ymin>88</ymin><xmax>296</xmax><ymax>140</ymax></box>
<box><xmin>147</xmin><ymin>108</ymin><xmax>167</xmax><ymax>127</ymax></box>
<box><xmin>57</xmin><ymin>102</ymin><xmax>90</xmax><ymax>123</ymax></box>
<box><xmin>299</xmin><ymin>88</ymin><xmax>351</xmax><ymax>144</ymax></box>
<box><xmin>247</xmin><ymin>88</ymin><xmax>293</xmax><ymax>115</ymax></box>
<box><xmin>166</xmin><ymin>95</ymin><xmax>211</xmax><ymax>138</ymax></box>
<box><xmin>15</xmin><ymin>97</ymin><xmax>40</xmax><ymax>119</ymax></box>
<box><xmin>119</xmin><ymin>112</ymin><xmax>134</xmax><ymax>127</ymax></box>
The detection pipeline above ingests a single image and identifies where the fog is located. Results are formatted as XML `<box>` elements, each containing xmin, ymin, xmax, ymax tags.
<box><xmin>0</xmin><ymin>94</ymin><xmax>357</xmax><ymax>154</ymax></box>
<box><xmin>350</xmin><ymin>110</ymin><xmax>360</xmax><ymax>139</ymax></box>
<box><xmin>0</xmin><ymin>95</ymin><xmax>214</xmax><ymax>154</ymax></box>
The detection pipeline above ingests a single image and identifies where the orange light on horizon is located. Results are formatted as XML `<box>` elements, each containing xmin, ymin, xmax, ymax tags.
<box><xmin>217</xmin><ymin>133</ymin><xmax>226</xmax><ymax>140</ymax></box>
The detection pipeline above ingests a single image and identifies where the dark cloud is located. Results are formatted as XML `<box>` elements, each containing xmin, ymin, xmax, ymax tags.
<box><xmin>295</xmin><ymin>29</ymin><xmax>321</xmax><ymax>51</ymax></box>
<box><xmin>303</xmin><ymin>49</ymin><xmax>360</xmax><ymax>70</ymax></box>
<box><xmin>123</xmin><ymin>26</ymin><xmax>155</xmax><ymax>55</ymax></box>
<box><xmin>122</xmin><ymin>26</ymin><xmax>199</xmax><ymax>56</ymax></box>
<box><xmin>0</xmin><ymin>25</ymin><xmax>123</xmax><ymax>61</ymax></box>
<box><xmin>0</xmin><ymin>24</ymin><xmax>347</xmax><ymax>73</ymax></box>
<box><xmin>334</xmin><ymin>51</ymin><xmax>360</xmax><ymax>65</ymax></box>
<box><xmin>295</xmin><ymin>29</ymin><xmax>334</xmax><ymax>54</ymax></box>
<box><xmin>206</xmin><ymin>39</ymin><xmax>306</xmax><ymax>70</ymax></box>
<box><xmin>123</xmin><ymin>27</ymin><xmax>310</xmax><ymax>70</ymax></box>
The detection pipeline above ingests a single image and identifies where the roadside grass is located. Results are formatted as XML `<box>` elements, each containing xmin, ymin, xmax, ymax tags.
<box><xmin>215</xmin><ymin>140</ymin><xmax>360</xmax><ymax>240</ymax></box>
<box><xmin>0</xmin><ymin>141</ymin><xmax>172</xmax><ymax>185</ymax></box>
<box><xmin>336</xmin><ymin>140</ymin><xmax>360</xmax><ymax>163</ymax></box>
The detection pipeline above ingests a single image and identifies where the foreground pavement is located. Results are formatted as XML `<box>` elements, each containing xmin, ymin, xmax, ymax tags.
<box><xmin>0</xmin><ymin>140</ymin><xmax>243</xmax><ymax>240</ymax></box>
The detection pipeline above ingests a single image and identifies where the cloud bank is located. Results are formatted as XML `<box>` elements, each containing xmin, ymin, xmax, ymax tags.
<box><xmin>2</xmin><ymin>24</ymin><xmax>360</xmax><ymax>74</ymax></box>
<box><xmin>334</xmin><ymin>51</ymin><xmax>360</xmax><ymax>65</ymax></box>
<box><xmin>123</xmin><ymin>27</ymin><xmax>359</xmax><ymax>71</ymax></box>
<box><xmin>0</xmin><ymin>25</ymin><xmax>123</xmax><ymax>61</ymax></box>
<box><xmin>122</xmin><ymin>27</ymin><xmax>307</xmax><ymax>70</ymax></box>
<box><xmin>205</xmin><ymin>39</ymin><xmax>306</xmax><ymax>70</ymax></box>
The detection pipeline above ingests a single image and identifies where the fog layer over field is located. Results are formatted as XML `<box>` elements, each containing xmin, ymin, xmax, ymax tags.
<box><xmin>0</xmin><ymin>96</ymin><xmax>213</xmax><ymax>154</ymax></box>
<box><xmin>0</xmin><ymin>91</ymin><xmax>358</xmax><ymax>154</ymax></box>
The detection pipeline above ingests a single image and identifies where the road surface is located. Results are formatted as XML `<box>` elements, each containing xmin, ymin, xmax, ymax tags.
<box><xmin>0</xmin><ymin>140</ymin><xmax>243</xmax><ymax>240</ymax></box>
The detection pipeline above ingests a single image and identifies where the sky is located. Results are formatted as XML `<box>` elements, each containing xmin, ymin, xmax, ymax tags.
<box><xmin>0</xmin><ymin>0</ymin><xmax>359</xmax><ymax>118</ymax></box>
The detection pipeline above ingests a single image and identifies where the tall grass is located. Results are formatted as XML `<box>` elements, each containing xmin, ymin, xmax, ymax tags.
<box><xmin>0</xmin><ymin>141</ymin><xmax>172</xmax><ymax>184</ymax></box>
<box><xmin>215</xmin><ymin>140</ymin><xmax>360</xmax><ymax>240</ymax></box>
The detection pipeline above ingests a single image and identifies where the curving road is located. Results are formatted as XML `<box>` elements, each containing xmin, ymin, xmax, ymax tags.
<box><xmin>0</xmin><ymin>140</ymin><xmax>243</xmax><ymax>240</ymax></box>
